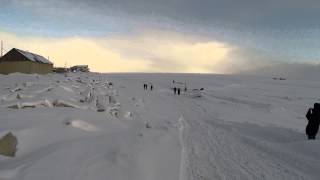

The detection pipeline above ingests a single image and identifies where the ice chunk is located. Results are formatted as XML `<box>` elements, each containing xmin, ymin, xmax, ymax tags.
<box><xmin>0</xmin><ymin>132</ymin><xmax>17</xmax><ymax>157</ymax></box>
<box><xmin>66</xmin><ymin>119</ymin><xmax>100</xmax><ymax>132</ymax></box>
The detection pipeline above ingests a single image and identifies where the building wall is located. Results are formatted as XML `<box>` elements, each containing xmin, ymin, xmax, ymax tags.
<box><xmin>0</xmin><ymin>61</ymin><xmax>53</xmax><ymax>74</ymax></box>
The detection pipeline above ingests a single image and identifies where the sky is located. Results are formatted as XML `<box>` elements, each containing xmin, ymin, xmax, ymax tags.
<box><xmin>0</xmin><ymin>0</ymin><xmax>320</xmax><ymax>74</ymax></box>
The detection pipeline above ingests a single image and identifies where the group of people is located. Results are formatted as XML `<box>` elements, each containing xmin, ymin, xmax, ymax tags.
<box><xmin>143</xmin><ymin>83</ymin><xmax>153</xmax><ymax>91</ymax></box>
<box><xmin>172</xmin><ymin>80</ymin><xmax>187</xmax><ymax>95</ymax></box>
<box><xmin>305</xmin><ymin>103</ymin><xmax>320</xmax><ymax>140</ymax></box>
<box><xmin>173</xmin><ymin>87</ymin><xmax>181</xmax><ymax>95</ymax></box>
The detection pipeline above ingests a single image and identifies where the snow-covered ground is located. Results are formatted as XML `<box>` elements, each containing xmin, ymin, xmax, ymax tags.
<box><xmin>0</xmin><ymin>72</ymin><xmax>319</xmax><ymax>180</ymax></box>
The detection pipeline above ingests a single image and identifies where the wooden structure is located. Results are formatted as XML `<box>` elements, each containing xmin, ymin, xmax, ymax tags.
<box><xmin>0</xmin><ymin>48</ymin><xmax>53</xmax><ymax>74</ymax></box>
<box><xmin>70</xmin><ymin>65</ymin><xmax>89</xmax><ymax>72</ymax></box>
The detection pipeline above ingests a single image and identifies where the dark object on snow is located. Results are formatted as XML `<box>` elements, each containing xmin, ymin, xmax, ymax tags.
<box><xmin>150</xmin><ymin>84</ymin><xmax>153</xmax><ymax>91</ymax></box>
<box><xmin>177</xmin><ymin>88</ymin><xmax>181</xmax><ymax>95</ymax></box>
<box><xmin>174</xmin><ymin>87</ymin><xmax>177</xmax><ymax>95</ymax></box>
<box><xmin>0</xmin><ymin>132</ymin><xmax>17</xmax><ymax>157</ymax></box>
<box><xmin>143</xmin><ymin>84</ymin><xmax>148</xmax><ymax>90</ymax></box>
<box><xmin>272</xmin><ymin>77</ymin><xmax>287</xmax><ymax>80</ymax></box>
<box><xmin>146</xmin><ymin>122</ymin><xmax>152</xmax><ymax>129</ymax></box>
<box><xmin>200</xmin><ymin>88</ymin><xmax>204</xmax><ymax>91</ymax></box>
<box><xmin>305</xmin><ymin>103</ymin><xmax>320</xmax><ymax>140</ymax></box>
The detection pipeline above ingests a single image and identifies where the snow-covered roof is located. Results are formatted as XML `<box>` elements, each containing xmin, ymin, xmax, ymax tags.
<box><xmin>14</xmin><ymin>48</ymin><xmax>53</xmax><ymax>65</ymax></box>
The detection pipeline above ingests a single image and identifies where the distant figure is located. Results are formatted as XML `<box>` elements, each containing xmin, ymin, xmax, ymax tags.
<box><xmin>306</xmin><ymin>103</ymin><xmax>320</xmax><ymax>140</ymax></box>
<box><xmin>184</xmin><ymin>86</ymin><xmax>187</xmax><ymax>92</ymax></box>
<box><xmin>150</xmin><ymin>84</ymin><xmax>153</xmax><ymax>91</ymax></box>
<box><xmin>143</xmin><ymin>84</ymin><xmax>148</xmax><ymax>90</ymax></box>
<box><xmin>174</xmin><ymin>87</ymin><xmax>177</xmax><ymax>95</ymax></box>
<box><xmin>177</xmin><ymin>88</ymin><xmax>181</xmax><ymax>95</ymax></box>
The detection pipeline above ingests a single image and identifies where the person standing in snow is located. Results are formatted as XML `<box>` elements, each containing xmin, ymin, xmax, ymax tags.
<box><xmin>174</xmin><ymin>87</ymin><xmax>177</xmax><ymax>95</ymax></box>
<box><xmin>305</xmin><ymin>103</ymin><xmax>320</xmax><ymax>140</ymax></box>
<box><xmin>150</xmin><ymin>84</ymin><xmax>153</xmax><ymax>91</ymax></box>
<box><xmin>177</xmin><ymin>88</ymin><xmax>181</xmax><ymax>95</ymax></box>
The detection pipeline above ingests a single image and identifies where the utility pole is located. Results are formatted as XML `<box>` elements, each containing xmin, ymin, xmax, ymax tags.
<box><xmin>0</xmin><ymin>41</ymin><xmax>2</xmax><ymax>57</ymax></box>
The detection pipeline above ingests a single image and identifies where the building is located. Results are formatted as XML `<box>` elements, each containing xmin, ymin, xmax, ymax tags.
<box><xmin>70</xmin><ymin>65</ymin><xmax>89</xmax><ymax>72</ymax></box>
<box><xmin>53</xmin><ymin>67</ymin><xmax>69</xmax><ymax>73</ymax></box>
<box><xmin>0</xmin><ymin>48</ymin><xmax>53</xmax><ymax>74</ymax></box>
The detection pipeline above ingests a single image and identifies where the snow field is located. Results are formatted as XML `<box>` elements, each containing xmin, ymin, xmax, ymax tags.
<box><xmin>0</xmin><ymin>72</ymin><xmax>319</xmax><ymax>179</ymax></box>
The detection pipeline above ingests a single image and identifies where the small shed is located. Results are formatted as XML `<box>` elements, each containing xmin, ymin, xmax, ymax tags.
<box><xmin>70</xmin><ymin>65</ymin><xmax>89</xmax><ymax>72</ymax></box>
<box><xmin>0</xmin><ymin>48</ymin><xmax>53</xmax><ymax>74</ymax></box>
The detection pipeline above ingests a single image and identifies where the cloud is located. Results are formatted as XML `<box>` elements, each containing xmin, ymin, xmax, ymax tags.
<box><xmin>7</xmin><ymin>0</ymin><xmax>320</xmax><ymax>61</ymax></box>
<box><xmin>101</xmin><ymin>32</ymin><xmax>231</xmax><ymax>73</ymax></box>
<box><xmin>2</xmin><ymin>29</ymin><xmax>318</xmax><ymax>75</ymax></box>
<box><xmin>244</xmin><ymin>62</ymin><xmax>320</xmax><ymax>79</ymax></box>
<box><xmin>12</xmin><ymin>0</ymin><xmax>320</xmax><ymax>31</ymax></box>
<box><xmin>0</xmin><ymin>31</ymin><xmax>233</xmax><ymax>73</ymax></box>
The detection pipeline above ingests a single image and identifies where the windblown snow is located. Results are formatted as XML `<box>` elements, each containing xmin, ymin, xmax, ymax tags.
<box><xmin>0</xmin><ymin>72</ymin><xmax>319</xmax><ymax>180</ymax></box>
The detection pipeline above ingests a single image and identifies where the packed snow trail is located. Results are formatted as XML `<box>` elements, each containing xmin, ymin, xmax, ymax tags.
<box><xmin>173</xmin><ymin>96</ymin><xmax>318</xmax><ymax>180</ymax></box>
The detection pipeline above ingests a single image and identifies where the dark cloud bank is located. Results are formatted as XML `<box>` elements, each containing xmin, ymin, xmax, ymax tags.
<box><xmin>16</xmin><ymin>0</ymin><xmax>320</xmax><ymax>30</ymax></box>
<box><xmin>10</xmin><ymin>0</ymin><xmax>320</xmax><ymax>76</ymax></box>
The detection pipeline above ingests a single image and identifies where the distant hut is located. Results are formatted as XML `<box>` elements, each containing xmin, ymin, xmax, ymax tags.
<box><xmin>70</xmin><ymin>65</ymin><xmax>89</xmax><ymax>72</ymax></box>
<box><xmin>0</xmin><ymin>48</ymin><xmax>53</xmax><ymax>74</ymax></box>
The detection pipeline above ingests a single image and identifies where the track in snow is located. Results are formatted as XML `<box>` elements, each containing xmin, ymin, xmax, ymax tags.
<box><xmin>174</xmin><ymin>97</ymin><xmax>315</xmax><ymax>180</ymax></box>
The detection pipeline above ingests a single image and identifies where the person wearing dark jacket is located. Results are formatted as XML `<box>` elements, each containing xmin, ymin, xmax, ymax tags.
<box><xmin>306</xmin><ymin>103</ymin><xmax>320</xmax><ymax>140</ymax></box>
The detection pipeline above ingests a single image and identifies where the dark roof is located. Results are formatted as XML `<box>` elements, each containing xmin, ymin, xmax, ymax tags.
<box><xmin>71</xmin><ymin>65</ymin><xmax>88</xmax><ymax>68</ymax></box>
<box><xmin>13</xmin><ymin>48</ymin><xmax>53</xmax><ymax>65</ymax></box>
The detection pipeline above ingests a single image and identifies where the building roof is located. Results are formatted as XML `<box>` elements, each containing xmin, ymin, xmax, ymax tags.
<box><xmin>71</xmin><ymin>65</ymin><xmax>88</xmax><ymax>68</ymax></box>
<box><xmin>14</xmin><ymin>48</ymin><xmax>53</xmax><ymax>65</ymax></box>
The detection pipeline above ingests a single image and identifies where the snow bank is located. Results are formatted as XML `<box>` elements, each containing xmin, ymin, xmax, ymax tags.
<box><xmin>67</xmin><ymin>119</ymin><xmax>100</xmax><ymax>132</ymax></box>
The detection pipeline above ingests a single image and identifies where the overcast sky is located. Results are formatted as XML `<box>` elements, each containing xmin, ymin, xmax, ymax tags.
<box><xmin>1</xmin><ymin>0</ymin><xmax>320</xmax><ymax>73</ymax></box>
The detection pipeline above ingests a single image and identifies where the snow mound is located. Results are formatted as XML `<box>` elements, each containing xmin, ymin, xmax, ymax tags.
<box><xmin>0</xmin><ymin>165</ymin><xmax>24</xmax><ymax>179</ymax></box>
<box><xmin>5</xmin><ymin>99</ymin><xmax>53</xmax><ymax>109</ymax></box>
<box><xmin>134</xmin><ymin>99</ymin><xmax>145</xmax><ymax>108</ymax></box>
<box><xmin>124</xmin><ymin>111</ymin><xmax>133</xmax><ymax>120</ymax></box>
<box><xmin>68</xmin><ymin>119</ymin><xmax>100</xmax><ymax>132</ymax></box>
